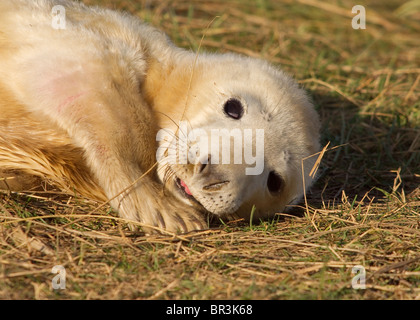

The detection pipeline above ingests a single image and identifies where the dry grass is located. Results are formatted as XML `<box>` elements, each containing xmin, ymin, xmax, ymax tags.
<box><xmin>1</xmin><ymin>0</ymin><xmax>419</xmax><ymax>300</ymax></box>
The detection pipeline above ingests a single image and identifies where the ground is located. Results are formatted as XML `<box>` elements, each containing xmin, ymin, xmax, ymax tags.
<box><xmin>0</xmin><ymin>0</ymin><xmax>419</xmax><ymax>300</ymax></box>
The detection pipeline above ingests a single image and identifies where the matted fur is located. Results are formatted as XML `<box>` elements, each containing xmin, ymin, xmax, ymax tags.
<box><xmin>0</xmin><ymin>0</ymin><xmax>320</xmax><ymax>233</ymax></box>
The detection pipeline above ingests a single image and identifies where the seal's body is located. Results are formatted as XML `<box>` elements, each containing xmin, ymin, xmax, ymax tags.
<box><xmin>0</xmin><ymin>0</ymin><xmax>320</xmax><ymax>233</ymax></box>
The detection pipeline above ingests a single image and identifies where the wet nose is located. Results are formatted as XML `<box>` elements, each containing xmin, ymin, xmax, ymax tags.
<box><xmin>194</xmin><ymin>154</ymin><xmax>211</xmax><ymax>174</ymax></box>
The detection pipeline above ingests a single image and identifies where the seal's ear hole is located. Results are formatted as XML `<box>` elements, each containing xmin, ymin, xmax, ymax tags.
<box><xmin>267</xmin><ymin>171</ymin><xmax>283</xmax><ymax>194</ymax></box>
<box><xmin>223</xmin><ymin>98</ymin><xmax>244</xmax><ymax>120</ymax></box>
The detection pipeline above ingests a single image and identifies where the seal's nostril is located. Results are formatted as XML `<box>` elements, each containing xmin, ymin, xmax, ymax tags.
<box><xmin>198</xmin><ymin>162</ymin><xmax>207</xmax><ymax>173</ymax></box>
<box><xmin>196</xmin><ymin>155</ymin><xmax>211</xmax><ymax>174</ymax></box>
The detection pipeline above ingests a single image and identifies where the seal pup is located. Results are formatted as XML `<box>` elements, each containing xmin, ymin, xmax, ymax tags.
<box><xmin>0</xmin><ymin>0</ymin><xmax>320</xmax><ymax>233</ymax></box>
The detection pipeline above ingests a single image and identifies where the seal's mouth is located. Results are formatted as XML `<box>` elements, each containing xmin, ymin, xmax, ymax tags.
<box><xmin>175</xmin><ymin>177</ymin><xmax>199</xmax><ymax>203</ymax></box>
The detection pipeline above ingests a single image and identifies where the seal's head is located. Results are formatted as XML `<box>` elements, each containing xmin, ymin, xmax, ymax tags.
<box><xmin>147</xmin><ymin>53</ymin><xmax>320</xmax><ymax>221</ymax></box>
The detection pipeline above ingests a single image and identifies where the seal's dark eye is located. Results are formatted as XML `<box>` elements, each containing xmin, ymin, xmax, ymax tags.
<box><xmin>267</xmin><ymin>171</ymin><xmax>283</xmax><ymax>194</ymax></box>
<box><xmin>223</xmin><ymin>98</ymin><xmax>243</xmax><ymax>120</ymax></box>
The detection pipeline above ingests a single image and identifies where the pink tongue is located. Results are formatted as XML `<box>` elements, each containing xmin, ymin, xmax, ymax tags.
<box><xmin>180</xmin><ymin>180</ymin><xmax>192</xmax><ymax>195</ymax></box>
